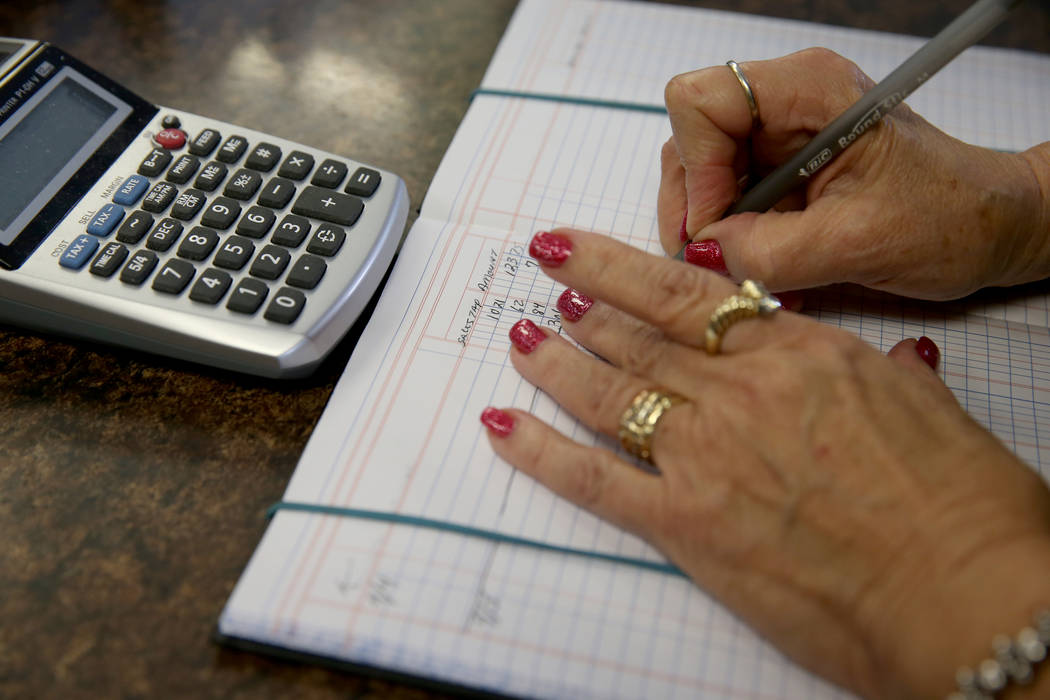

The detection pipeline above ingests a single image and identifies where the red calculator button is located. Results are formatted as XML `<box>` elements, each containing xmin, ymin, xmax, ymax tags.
<box><xmin>155</xmin><ymin>127</ymin><xmax>187</xmax><ymax>150</ymax></box>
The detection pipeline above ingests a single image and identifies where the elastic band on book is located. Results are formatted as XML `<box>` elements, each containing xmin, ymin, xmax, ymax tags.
<box><xmin>268</xmin><ymin>500</ymin><xmax>686</xmax><ymax>578</ymax></box>
<box><xmin>471</xmin><ymin>88</ymin><xmax>668</xmax><ymax>114</ymax></box>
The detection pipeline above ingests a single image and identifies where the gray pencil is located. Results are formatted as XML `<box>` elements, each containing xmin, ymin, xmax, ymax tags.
<box><xmin>674</xmin><ymin>0</ymin><xmax>1024</xmax><ymax>261</ymax></box>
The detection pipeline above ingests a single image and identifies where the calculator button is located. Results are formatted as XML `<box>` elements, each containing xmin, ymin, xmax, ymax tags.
<box><xmin>138</xmin><ymin>149</ymin><xmax>173</xmax><ymax>177</ymax></box>
<box><xmin>165</xmin><ymin>154</ymin><xmax>200</xmax><ymax>184</ymax></box>
<box><xmin>86</xmin><ymin>203</ymin><xmax>125</xmax><ymax>237</ymax></box>
<box><xmin>170</xmin><ymin>188</ymin><xmax>207</xmax><ymax>221</ymax></box>
<box><xmin>161</xmin><ymin>114</ymin><xmax>181</xmax><ymax>129</ymax></box>
<box><xmin>152</xmin><ymin>259</ymin><xmax>196</xmax><ymax>294</ymax></box>
<box><xmin>113</xmin><ymin>175</ymin><xmax>150</xmax><ymax>206</ymax></box>
<box><xmin>310</xmin><ymin>159</ymin><xmax>347</xmax><ymax>188</ymax></box>
<box><xmin>146</xmin><ymin>218</ymin><xmax>184</xmax><ymax>252</ymax></box>
<box><xmin>286</xmin><ymin>254</ymin><xmax>326</xmax><ymax>289</ymax></box>
<box><xmin>155</xmin><ymin>127</ymin><xmax>187</xmax><ymax>150</ymax></box>
<box><xmin>227</xmin><ymin>278</ymin><xmax>269</xmax><ymax>314</ymax></box>
<box><xmin>116</xmin><ymin>210</ymin><xmax>155</xmax><ymax>244</ymax></box>
<box><xmin>200</xmin><ymin>196</ymin><xmax>242</xmax><ymax>230</ymax></box>
<box><xmin>189</xmin><ymin>268</ymin><xmax>232</xmax><ymax>304</ymax></box>
<box><xmin>278</xmin><ymin>151</ymin><xmax>314</xmax><ymax>180</ymax></box>
<box><xmin>250</xmin><ymin>244</ymin><xmax>291</xmax><ymax>279</ymax></box>
<box><xmin>213</xmin><ymin>235</ymin><xmax>256</xmax><ymax>270</ymax></box>
<box><xmin>306</xmin><ymin>224</ymin><xmax>346</xmax><ymax>256</ymax></box>
<box><xmin>188</xmin><ymin>128</ymin><xmax>221</xmax><ymax>157</ymax></box>
<box><xmin>236</xmin><ymin>206</ymin><xmax>276</xmax><ymax>239</ymax></box>
<box><xmin>89</xmin><ymin>241</ymin><xmax>129</xmax><ymax>277</ymax></box>
<box><xmin>345</xmin><ymin>167</ymin><xmax>381</xmax><ymax>197</ymax></box>
<box><xmin>142</xmin><ymin>182</ymin><xmax>178</xmax><ymax>213</ymax></box>
<box><xmin>224</xmin><ymin>169</ymin><xmax>262</xmax><ymax>200</ymax></box>
<box><xmin>264</xmin><ymin>287</ymin><xmax>306</xmax><ymax>324</ymax></box>
<box><xmin>272</xmin><ymin>214</ymin><xmax>310</xmax><ymax>247</ymax></box>
<box><xmin>216</xmin><ymin>135</ymin><xmax>248</xmax><ymax>163</ymax></box>
<box><xmin>177</xmin><ymin>226</ymin><xmax>219</xmax><ymax>261</ymax></box>
<box><xmin>292</xmin><ymin>186</ymin><xmax>363</xmax><ymax>227</ymax></box>
<box><xmin>258</xmin><ymin>177</ymin><xmax>296</xmax><ymax>209</ymax></box>
<box><xmin>120</xmin><ymin>249</ymin><xmax>159</xmax><ymax>285</ymax></box>
<box><xmin>194</xmin><ymin>161</ymin><xmax>228</xmax><ymax>192</ymax></box>
<box><xmin>245</xmin><ymin>143</ymin><xmax>281</xmax><ymax>172</ymax></box>
<box><xmin>58</xmin><ymin>235</ymin><xmax>100</xmax><ymax>269</ymax></box>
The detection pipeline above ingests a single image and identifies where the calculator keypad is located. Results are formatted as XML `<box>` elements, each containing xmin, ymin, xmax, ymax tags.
<box><xmin>59</xmin><ymin>114</ymin><xmax>383</xmax><ymax>328</ymax></box>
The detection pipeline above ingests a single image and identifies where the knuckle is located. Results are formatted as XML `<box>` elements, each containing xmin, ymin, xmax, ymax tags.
<box><xmin>592</xmin><ymin>375</ymin><xmax>638</xmax><ymax>433</ymax></box>
<box><xmin>619</xmin><ymin>324</ymin><xmax>669</xmax><ymax>377</ymax></box>
<box><xmin>643</xmin><ymin>262</ymin><xmax>716</xmax><ymax>328</ymax></box>
<box><xmin>660</xmin><ymin>138</ymin><xmax>681</xmax><ymax>164</ymax></box>
<box><xmin>564</xmin><ymin>451</ymin><xmax>611</xmax><ymax>509</ymax></box>
<box><xmin>663</xmin><ymin>71</ymin><xmax>693</xmax><ymax>109</ymax></box>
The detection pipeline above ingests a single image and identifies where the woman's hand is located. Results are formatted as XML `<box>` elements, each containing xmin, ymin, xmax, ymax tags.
<box><xmin>659</xmin><ymin>48</ymin><xmax>1050</xmax><ymax>300</ymax></box>
<box><xmin>481</xmin><ymin>229</ymin><xmax>1050</xmax><ymax>699</ymax></box>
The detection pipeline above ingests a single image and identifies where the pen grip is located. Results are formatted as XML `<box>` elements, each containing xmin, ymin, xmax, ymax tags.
<box><xmin>727</xmin><ymin>0</ymin><xmax>1022</xmax><ymax>216</ymax></box>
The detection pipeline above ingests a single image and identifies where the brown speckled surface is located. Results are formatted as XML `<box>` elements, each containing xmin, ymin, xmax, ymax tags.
<box><xmin>0</xmin><ymin>1</ymin><xmax>1047</xmax><ymax>698</ymax></box>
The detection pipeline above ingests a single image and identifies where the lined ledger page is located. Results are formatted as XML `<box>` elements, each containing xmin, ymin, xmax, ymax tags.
<box><xmin>219</xmin><ymin>2</ymin><xmax>1050</xmax><ymax>698</ymax></box>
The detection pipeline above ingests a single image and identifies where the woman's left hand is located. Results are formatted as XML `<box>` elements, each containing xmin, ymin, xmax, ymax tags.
<box><xmin>480</xmin><ymin>228</ymin><xmax>1050</xmax><ymax>700</ymax></box>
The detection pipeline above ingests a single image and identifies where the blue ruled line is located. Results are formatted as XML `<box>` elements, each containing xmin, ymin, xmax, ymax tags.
<box><xmin>268</xmin><ymin>501</ymin><xmax>686</xmax><ymax>578</ymax></box>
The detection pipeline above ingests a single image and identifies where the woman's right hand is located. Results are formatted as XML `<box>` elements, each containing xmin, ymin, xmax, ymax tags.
<box><xmin>658</xmin><ymin>48</ymin><xmax>1050</xmax><ymax>301</ymax></box>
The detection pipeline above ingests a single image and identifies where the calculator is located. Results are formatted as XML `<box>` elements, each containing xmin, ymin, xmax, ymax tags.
<box><xmin>0</xmin><ymin>38</ymin><xmax>409</xmax><ymax>378</ymax></box>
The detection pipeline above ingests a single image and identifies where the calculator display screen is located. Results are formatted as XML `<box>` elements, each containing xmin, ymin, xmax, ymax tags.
<box><xmin>0</xmin><ymin>67</ymin><xmax>131</xmax><ymax>246</ymax></box>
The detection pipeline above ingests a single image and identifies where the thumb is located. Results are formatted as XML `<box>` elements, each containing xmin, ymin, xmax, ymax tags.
<box><xmin>687</xmin><ymin>207</ymin><xmax>851</xmax><ymax>291</ymax></box>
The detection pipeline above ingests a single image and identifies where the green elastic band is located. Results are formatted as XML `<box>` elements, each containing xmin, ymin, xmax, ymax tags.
<box><xmin>268</xmin><ymin>500</ymin><xmax>686</xmax><ymax>578</ymax></box>
<box><xmin>471</xmin><ymin>88</ymin><xmax>668</xmax><ymax>114</ymax></box>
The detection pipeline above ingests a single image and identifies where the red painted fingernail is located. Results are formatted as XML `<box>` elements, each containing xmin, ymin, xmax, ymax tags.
<box><xmin>557</xmin><ymin>288</ymin><xmax>594</xmax><ymax>322</ymax></box>
<box><xmin>529</xmin><ymin>231</ymin><xmax>572</xmax><ymax>267</ymax></box>
<box><xmin>683</xmin><ymin>239</ymin><xmax>729</xmax><ymax>276</ymax></box>
<box><xmin>480</xmin><ymin>407</ymin><xmax>515</xmax><ymax>437</ymax></box>
<box><xmin>916</xmin><ymin>336</ymin><xmax>939</xmax><ymax>370</ymax></box>
<box><xmin>679</xmin><ymin>212</ymin><xmax>689</xmax><ymax>242</ymax></box>
<box><xmin>509</xmin><ymin>318</ymin><xmax>546</xmax><ymax>353</ymax></box>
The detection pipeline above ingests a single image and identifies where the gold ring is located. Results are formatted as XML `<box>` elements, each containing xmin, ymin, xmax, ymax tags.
<box><xmin>726</xmin><ymin>60</ymin><xmax>761</xmax><ymax>132</ymax></box>
<box><xmin>618</xmin><ymin>388</ymin><xmax>687</xmax><ymax>463</ymax></box>
<box><xmin>705</xmin><ymin>279</ymin><xmax>781</xmax><ymax>355</ymax></box>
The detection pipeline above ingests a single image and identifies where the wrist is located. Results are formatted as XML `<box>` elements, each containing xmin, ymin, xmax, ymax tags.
<box><xmin>847</xmin><ymin>441</ymin><xmax>1050</xmax><ymax>699</ymax></box>
<box><xmin>873</xmin><ymin>534</ymin><xmax>1050</xmax><ymax>699</ymax></box>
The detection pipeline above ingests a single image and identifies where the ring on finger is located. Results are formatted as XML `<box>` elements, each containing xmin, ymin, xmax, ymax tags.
<box><xmin>726</xmin><ymin>60</ymin><xmax>761</xmax><ymax>133</ymax></box>
<box><xmin>705</xmin><ymin>279</ymin><xmax>782</xmax><ymax>355</ymax></box>
<box><xmin>618</xmin><ymin>388</ymin><xmax>687</xmax><ymax>464</ymax></box>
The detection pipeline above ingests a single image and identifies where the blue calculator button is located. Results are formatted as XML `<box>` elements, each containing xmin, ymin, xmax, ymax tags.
<box><xmin>59</xmin><ymin>235</ymin><xmax>100</xmax><ymax>269</ymax></box>
<box><xmin>113</xmin><ymin>175</ymin><xmax>149</xmax><ymax>205</ymax></box>
<box><xmin>86</xmin><ymin>203</ymin><xmax>125</xmax><ymax>237</ymax></box>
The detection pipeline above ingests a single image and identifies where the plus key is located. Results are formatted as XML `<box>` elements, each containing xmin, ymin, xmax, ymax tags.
<box><xmin>291</xmin><ymin>186</ymin><xmax>363</xmax><ymax>227</ymax></box>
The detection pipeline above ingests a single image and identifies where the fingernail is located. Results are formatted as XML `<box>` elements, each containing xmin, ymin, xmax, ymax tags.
<box><xmin>557</xmin><ymin>288</ymin><xmax>594</xmax><ymax>322</ymax></box>
<box><xmin>529</xmin><ymin>231</ymin><xmax>572</xmax><ymax>267</ymax></box>
<box><xmin>480</xmin><ymin>407</ymin><xmax>515</xmax><ymax>437</ymax></box>
<box><xmin>683</xmin><ymin>239</ymin><xmax>729</xmax><ymax>275</ymax></box>
<box><xmin>509</xmin><ymin>318</ymin><xmax>546</xmax><ymax>353</ymax></box>
<box><xmin>679</xmin><ymin>213</ymin><xmax>689</xmax><ymax>242</ymax></box>
<box><xmin>915</xmin><ymin>336</ymin><xmax>940</xmax><ymax>370</ymax></box>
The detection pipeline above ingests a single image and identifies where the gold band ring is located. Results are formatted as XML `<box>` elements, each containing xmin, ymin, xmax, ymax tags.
<box><xmin>618</xmin><ymin>388</ymin><xmax>687</xmax><ymax>463</ymax></box>
<box><xmin>705</xmin><ymin>279</ymin><xmax>781</xmax><ymax>355</ymax></box>
<box><xmin>726</xmin><ymin>60</ymin><xmax>761</xmax><ymax>132</ymax></box>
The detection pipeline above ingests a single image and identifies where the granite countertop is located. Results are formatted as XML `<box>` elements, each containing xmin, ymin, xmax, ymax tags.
<box><xmin>0</xmin><ymin>0</ymin><xmax>1046</xmax><ymax>697</ymax></box>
